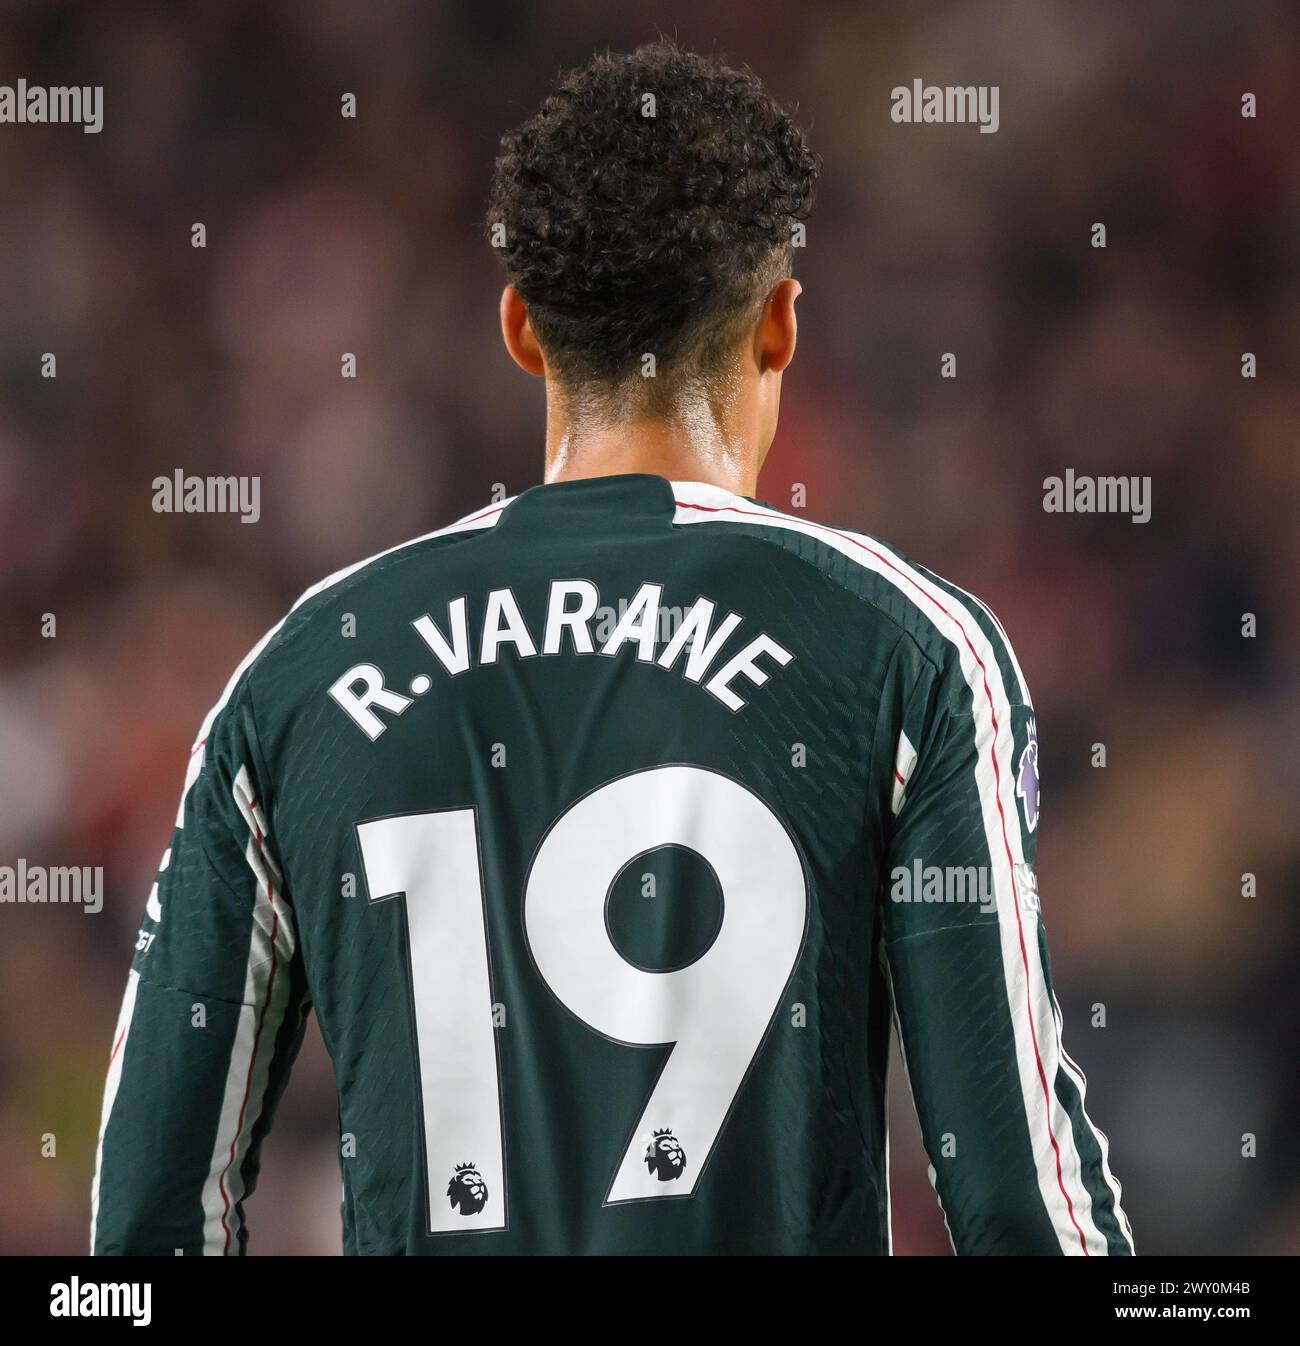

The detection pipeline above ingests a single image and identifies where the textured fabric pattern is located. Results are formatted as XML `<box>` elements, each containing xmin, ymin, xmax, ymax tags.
<box><xmin>92</xmin><ymin>474</ymin><xmax>1131</xmax><ymax>1255</ymax></box>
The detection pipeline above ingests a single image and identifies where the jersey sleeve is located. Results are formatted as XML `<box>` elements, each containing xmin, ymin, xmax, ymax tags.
<box><xmin>882</xmin><ymin>630</ymin><xmax>1134</xmax><ymax>1256</ymax></box>
<box><xmin>91</xmin><ymin>682</ymin><xmax>310</xmax><ymax>1255</ymax></box>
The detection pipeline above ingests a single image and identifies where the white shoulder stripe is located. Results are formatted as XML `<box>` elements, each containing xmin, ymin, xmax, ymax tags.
<box><xmin>670</xmin><ymin>481</ymin><xmax>1115</xmax><ymax>1254</ymax></box>
<box><xmin>200</xmin><ymin>767</ymin><xmax>298</xmax><ymax>1254</ymax></box>
<box><xmin>89</xmin><ymin>969</ymin><xmax>140</xmax><ymax>1252</ymax></box>
<box><xmin>891</xmin><ymin>730</ymin><xmax>917</xmax><ymax>816</ymax></box>
<box><xmin>960</xmin><ymin>587</ymin><xmax>1031</xmax><ymax>706</ymax></box>
<box><xmin>1054</xmin><ymin>994</ymin><xmax>1135</xmax><ymax>1249</ymax></box>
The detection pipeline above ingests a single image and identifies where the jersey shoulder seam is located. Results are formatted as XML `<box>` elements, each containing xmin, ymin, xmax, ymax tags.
<box><xmin>674</xmin><ymin>503</ymin><xmax>950</xmax><ymax>678</ymax></box>
<box><xmin>196</xmin><ymin>501</ymin><xmax>510</xmax><ymax>741</ymax></box>
<box><xmin>676</xmin><ymin>495</ymin><xmax>1027</xmax><ymax>704</ymax></box>
<box><xmin>257</xmin><ymin>502</ymin><xmax>510</xmax><ymax>664</ymax></box>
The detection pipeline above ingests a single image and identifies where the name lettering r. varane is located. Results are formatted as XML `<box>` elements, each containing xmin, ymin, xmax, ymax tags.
<box><xmin>328</xmin><ymin>579</ymin><xmax>794</xmax><ymax>740</ymax></box>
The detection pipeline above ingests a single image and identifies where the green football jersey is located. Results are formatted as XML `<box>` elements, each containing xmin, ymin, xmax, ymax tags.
<box><xmin>91</xmin><ymin>474</ymin><xmax>1133</xmax><ymax>1256</ymax></box>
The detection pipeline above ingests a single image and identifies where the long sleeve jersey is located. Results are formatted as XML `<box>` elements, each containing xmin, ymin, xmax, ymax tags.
<box><xmin>92</xmin><ymin>474</ymin><xmax>1133</xmax><ymax>1255</ymax></box>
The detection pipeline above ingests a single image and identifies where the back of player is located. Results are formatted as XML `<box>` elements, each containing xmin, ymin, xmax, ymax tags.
<box><xmin>92</xmin><ymin>475</ymin><xmax>1132</xmax><ymax>1255</ymax></box>
<box><xmin>91</xmin><ymin>42</ymin><xmax>1132</xmax><ymax>1257</ymax></box>
<box><xmin>265</xmin><ymin>475</ymin><xmax>898</xmax><ymax>1255</ymax></box>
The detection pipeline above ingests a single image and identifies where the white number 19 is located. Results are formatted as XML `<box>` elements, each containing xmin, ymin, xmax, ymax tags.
<box><xmin>357</xmin><ymin>765</ymin><xmax>807</xmax><ymax>1235</ymax></box>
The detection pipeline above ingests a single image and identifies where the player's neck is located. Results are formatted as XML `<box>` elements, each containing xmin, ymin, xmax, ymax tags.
<box><xmin>542</xmin><ymin>388</ymin><xmax>763</xmax><ymax>497</ymax></box>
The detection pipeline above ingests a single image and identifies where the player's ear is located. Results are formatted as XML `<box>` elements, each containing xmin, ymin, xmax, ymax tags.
<box><xmin>755</xmin><ymin>277</ymin><xmax>801</xmax><ymax>375</ymax></box>
<box><xmin>500</xmin><ymin>284</ymin><xmax>547</xmax><ymax>378</ymax></box>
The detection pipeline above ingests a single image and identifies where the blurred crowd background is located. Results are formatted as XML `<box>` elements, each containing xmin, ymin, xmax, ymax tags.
<box><xmin>0</xmin><ymin>0</ymin><xmax>1296</xmax><ymax>1254</ymax></box>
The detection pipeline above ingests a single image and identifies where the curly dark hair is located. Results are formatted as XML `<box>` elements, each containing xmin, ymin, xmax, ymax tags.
<box><xmin>486</xmin><ymin>42</ymin><xmax>818</xmax><ymax>402</ymax></box>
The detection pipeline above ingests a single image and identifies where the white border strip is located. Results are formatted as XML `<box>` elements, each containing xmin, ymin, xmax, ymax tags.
<box><xmin>199</xmin><ymin>767</ymin><xmax>297</xmax><ymax>1253</ymax></box>
<box><xmin>89</xmin><ymin>969</ymin><xmax>140</xmax><ymax>1252</ymax></box>
<box><xmin>671</xmin><ymin>480</ymin><xmax>1111</xmax><ymax>1254</ymax></box>
<box><xmin>1054</xmin><ymin>993</ymin><xmax>1135</xmax><ymax>1249</ymax></box>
